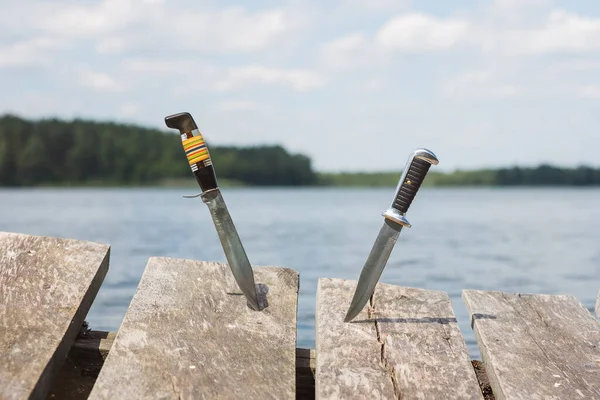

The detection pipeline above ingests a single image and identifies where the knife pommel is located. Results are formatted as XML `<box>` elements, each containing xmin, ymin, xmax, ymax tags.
<box><xmin>165</xmin><ymin>112</ymin><xmax>218</xmax><ymax>193</ymax></box>
<box><xmin>165</xmin><ymin>112</ymin><xmax>198</xmax><ymax>133</ymax></box>
<box><xmin>383</xmin><ymin>148</ymin><xmax>438</xmax><ymax>227</ymax></box>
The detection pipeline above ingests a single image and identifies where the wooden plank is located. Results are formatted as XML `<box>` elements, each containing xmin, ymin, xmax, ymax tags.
<box><xmin>316</xmin><ymin>278</ymin><xmax>482</xmax><ymax>400</ymax></box>
<box><xmin>463</xmin><ymin>290</ymin><xmax>600</xmax><ymax>400</ymax></box>
<box><xmin>595</xmin><ymin>290</ymin><xmax>600</xmax><ymax>317</ymax></box>
<box><xmin>90</xmin><ymin>258</ymin><xmax>299</xmax><ymax>400</ymax></box>
<box><xmin>49</xmin><ymin>329</ymin><xmax>314</xmax><ymax>400</ymax></box>
<box><xmin>0</xmin><ymin>232</ymin><xmax>110</xmax><ymax>400</ymax></box>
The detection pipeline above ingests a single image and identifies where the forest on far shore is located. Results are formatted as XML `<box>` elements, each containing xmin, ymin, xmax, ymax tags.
<box><xmin>1</xmin><ymin>114</ymin><xmax>599</xmax><ymax>187</ymax></box>
<box><xmin>0</xmin><ymin>115</ymin><xmax>316</xmax><ymax>186</ymax></box>
<box><xmin>319</xmin><ymin>165</ymin><xmax>600</xmax><ymax>187</ymax></box>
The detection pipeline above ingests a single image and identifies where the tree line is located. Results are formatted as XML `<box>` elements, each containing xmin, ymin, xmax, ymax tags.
<box><xmin>1</xmin><ymin>114</ymin><xmax>599</xmax><ymax>187</ymax></box>
<box><xmin>320</xmin><ymin>165</ymin><xmax>600</xmax><ymax>187</ymax></box>
<box><xmin>427</xmin><ymin>165</ymin><xmax>600</xmax><ymax>186</ymax></box>
<box><xmin>0</xmin><ymin>114</ymin><xmax>317</xmax><ymax>186</ymax></box>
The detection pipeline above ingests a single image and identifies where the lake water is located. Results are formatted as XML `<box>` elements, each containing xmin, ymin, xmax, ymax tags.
<box><xmin>1</xmin><ymin>187</ymin><xmax>599</xmax><ymax>358</ymax></box>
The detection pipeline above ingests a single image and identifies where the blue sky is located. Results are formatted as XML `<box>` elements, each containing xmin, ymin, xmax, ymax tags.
<box><xmin>1</xmin><ymin>0</ymin><xmax>599</xmax><ymax>171</ymax></box>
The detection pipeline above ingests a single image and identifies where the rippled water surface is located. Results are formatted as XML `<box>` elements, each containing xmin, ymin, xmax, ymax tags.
<box><xmin>2</xmin><ymin>187</ymin><xmax>599</xmax><ymax>358</ymax></box>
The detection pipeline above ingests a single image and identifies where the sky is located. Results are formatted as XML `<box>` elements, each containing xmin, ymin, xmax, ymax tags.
<box><xmin>1</xmin><ymin>0</ymin><xmax>599</xmax><ymax>172</ymax></box>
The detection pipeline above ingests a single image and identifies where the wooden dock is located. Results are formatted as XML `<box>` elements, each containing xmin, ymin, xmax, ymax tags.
<box><xmin>2</xmin><ymin>231</ymin><xmax>600</xmax><ymax>399</ymax></box>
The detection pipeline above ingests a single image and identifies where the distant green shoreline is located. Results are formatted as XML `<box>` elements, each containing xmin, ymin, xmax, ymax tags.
<box><xmin>3</xmin><ymin>169</ymin><xmax>600</xmax><ymax>188</ymax></box>
<box><xmin>318</xmin><ymin>167</ymin><xmax>600</xmax><ymax>187</ymax></box>
<box><xmin>4</xmin><ymin>176</ymin><xmax>600</xmax><ymax>189</ymax></box>
<box><xmin>2</xmin><ymin>114</ymin><xmax>600</xmax><ymax>188</ymax></box>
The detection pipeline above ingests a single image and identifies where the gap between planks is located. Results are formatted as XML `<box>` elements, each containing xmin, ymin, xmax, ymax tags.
<box><xmin>47</xmin><ymin>329</ymin><xmax>316</xmax><ymax>400</ymax></box>
<box><xmin>48</xmin><ymin>327</ymin><xmax>493</xmax><ymax>400</ymax></box>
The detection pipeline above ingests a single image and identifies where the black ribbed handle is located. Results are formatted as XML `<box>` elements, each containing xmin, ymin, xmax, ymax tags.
<box><xmin>392</xmin><ymin>149</ymin><xmax>438</xmax><ymax>215</ymax></box>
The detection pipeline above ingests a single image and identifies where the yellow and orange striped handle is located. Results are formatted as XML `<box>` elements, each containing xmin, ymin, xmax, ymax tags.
<box><xmin>182</xmin><ymin>134</ymin><xmax>210</xmax><ymax>165</ymax></box>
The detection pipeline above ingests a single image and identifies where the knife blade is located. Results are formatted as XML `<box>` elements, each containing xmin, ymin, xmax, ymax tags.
<box><xmin>344</xmin><ymin>148</ymin><xmax>439</xmax><ymax>322</ymax></box>
<box><xmin>165</xmin><ymin>112</ymin><xmax>260</xmax><ymax>311</ymax></box>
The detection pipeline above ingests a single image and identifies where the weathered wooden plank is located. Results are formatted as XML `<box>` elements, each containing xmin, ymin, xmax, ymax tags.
<box><xmin>595</xmin><ymin>288</ymin><xmax>600</xmax><ymax>318</ymax></box>
<box><xmin>463</xmin><ymin>290</ymin><xmax>600</xmax><ymax>400</ymax></box>
<box><xmin>0</xmin><ymin>232</ymin><xmax>110</xmax><ymax>400</ymax></box>
<box><xmin>90</xmin><ymin>258</ymin><xmax>299</xmax><ymax>400</ymax></box>
<box><xmin>316</xmin><ymin>278</ymin><xmax>482</xmax><ymax>400</ymax></box>
<box><xmin>49</xmin><ymin>328</ymin><xmax>315</xmax><ymax>400</ymax></box>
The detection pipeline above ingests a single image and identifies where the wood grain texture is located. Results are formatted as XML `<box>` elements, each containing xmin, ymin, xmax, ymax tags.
<box><xmin>90</xmin><ymin>258</ymin><xmax>299</xmax><ymax>400</ymax></box>
<box><xmin>374</xmin><ymin>283</ymin><xmax>483</xmax><ymax>400</ymax></box>
<box><xmin>594</xmin><ymin>290</ymin><xmax>600</xmax><ymax>317</ymax></box>
<box><xmin>0</xmin><ymin>232</ymin><xmax>110</xmax><ymax>400</ymax></box>
<box><xmin>316</xmin><ymin>278</ymin><xmax>482</xmax><ymax>400</ymax></box>
<box><xmin>463</xmin><ymin>290</ymin><xmax>600</xmax><ymax>400</ymax></box>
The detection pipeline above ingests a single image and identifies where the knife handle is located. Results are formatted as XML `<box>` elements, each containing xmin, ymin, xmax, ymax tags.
<box><xmin>383</xmin><ymin>148</ymin><xmax>438</xmax><ymax>227</ymax></box>
<box><xmin>165</xmin><ymin>112</ymin><xmax>218</xmax><ymax>193</ymax></box>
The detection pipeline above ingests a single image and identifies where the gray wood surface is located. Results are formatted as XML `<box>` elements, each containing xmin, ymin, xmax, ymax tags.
<box><xmin>316</xmin><ymin>278</ymin><xmax>482</xmax><ymax>400</ymax></box>
<box><xmin>0</xmin><ymin>232</ymin><xmax>110</xmax><ymax>400</ymax></box>
<box><xmin>50</xmin><ymin>330</ymin><xmax>315</xmax><ymax>400</ymax></box>
<box><xmin>90</xmin><ymin>258</ymin><xmax>299</xmax><ymax>400</ymax></box>
<box><xmin>594</xmin><ymin>290</ymin><xmax>600</xmax><ymax>317</ymax></box>
<box><xmin>463</xmin><ymin>290</ymin><xmax>600</xmax><ymax>400</ymax></box>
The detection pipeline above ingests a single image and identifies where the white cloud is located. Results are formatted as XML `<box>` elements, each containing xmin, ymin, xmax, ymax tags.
<box><xmin>375</xmin><ymin>13</ymin><xmax>469</xmax><ymax>51</ymax></box>
<box><xmin>0</xmin><ymin>38</ymin><xmax>64</xmax><ymax>68</ymax></box>
<box><xmin>78</xmin><ymin>70</ymin><xmax>123</xmax><ymax>92</ymax></box>
<box><xmin>319</xmin><ymin>13</ymin><xmax>470</xmax><ymax>71</ymax></box>
<box><xmin>441</xmin><ymin>70</ymin><xmax>521</xmax><ymax>99</ymax></box>
<box><xmin>121</xmin><ymin>59</ymin><xmax>186</xmax><ymax>74</ymax></box>
<box><xmin>510</xmin><ymin>10</ymin><xmax>600</xmax><ymax>54</ymax></box>
<box><xmin>186</xmin><ymin>7</ymin><xmax>290</xmax><ymax>52</ymax></box>
<box><xmin>578</xmin><ymin>85</ymin><xmax>600</xmax><ymax>99</ymax></box>
<box><xmin>323</xmin><ymin>7</ymin><xmax>600</xmax><ymax>68</ymax></box>
<box><xmin>121</xmin><ymin>58</ymin><xmax>325</xmax><ymax>92</ymax></box>
<box><xmin>340</xmin><ymin>0</ymin><xmax>411</xmax><ymax>12</ymax></box>
<box><xmin>325</xmin><ymin>33</ymin><xmax>367</xmax><ymax>53</ymax></box>
<box><xmin>548</xmin><ymin>59</ymin><xmax>600</xmax><ymax>73</ymax></box>
<box><xmin>83</xmin><ymin>3</ymin><xmax>299</xmax><ymax>55</ymax></box>
<box><xmin>119</xmin><ymin>103</ymin><xmax>142</xmax><ymax>116</ymax></box>
<box><xmin>214</xmin><ymin>66</ymin><xmax>325</xmax><ymax>92</ymax></box>
<box><xmin>17</xmin><ymin>0</ymin><xmax>305</xmax><ymax>58</ymax></box>
<box><xmin>319</xmin><ymin>33</ymin><xmax>377</xmax><ymax>69</ymax></box>
<box><xmin>37</xmin><ymin>0</ymin><xmax>138</xmax><ymax>37</ymax></box>
<box><xmin>437</xmin><ymin>7</ymin><xmax>600</xmax><ymax>100</ymax></box>
<box><xmin>215</xmin><ymin>101</ymin><xmax>271</xmax><ymax>112</ymax></box>
<box><xmin>319</xmin><ymin>14</ymin><xmax>469</xmax><ymax>70</ymax></box>
<box><xmin>492</xmin><ymin>0</ymin><xmax>549</xmax><ymax>10</ymax></box>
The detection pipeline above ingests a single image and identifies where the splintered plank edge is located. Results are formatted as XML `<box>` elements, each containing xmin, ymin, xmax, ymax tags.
<box><xmin>0</xmin><ymin>232</ymin><xmax>110</xmax><ymax>400</ymax></box>
<box><xmin>463</xmin><ymin>289</ymin><xmax>600</xmax><ymax>400</ymax></box>
<box><xmin>316</xmin><ymin>278</ymin><xmax>482</xmax><ymax>400</ymax></box>
<box><xmin>90</xmin><ymin>258</ymin><xmax>299</xmax><ymax>400</ymax></box>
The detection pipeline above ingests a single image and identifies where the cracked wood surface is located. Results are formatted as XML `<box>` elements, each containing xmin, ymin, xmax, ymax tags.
<box><xmin>316</xmin><ymin>278</ymin><xmax>482</xmax><ymax>400</ymax></box>
<box><xmin>463</xmin><ymin>290</ymin><xmax>600</xmax><ymax>400</ymax></box>
<box><xmin>89</xmin><ymin>258</ymin><xmax>299</xmax><ymax>400</ymax></box>
<box><xmin>0</xmin><ymin>232</ymin><xmax>110</xmax><ymax>400</ymax></box>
